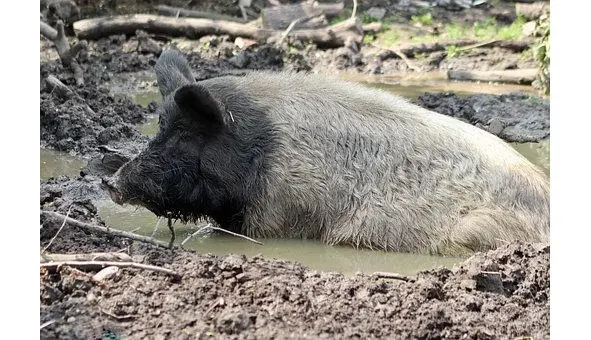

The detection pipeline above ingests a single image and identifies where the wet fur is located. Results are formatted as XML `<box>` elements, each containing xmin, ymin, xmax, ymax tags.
<box><xmin>114</xmin><ymin>50</ymin><xmax>550</xmax><ymax>255</ymax></box>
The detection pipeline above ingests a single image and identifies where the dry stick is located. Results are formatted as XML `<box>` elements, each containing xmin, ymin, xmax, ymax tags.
<box><xmin>41</xmin><ymin>211</ymin><xmax>170</xmax><ymax>249</ymax></box>
<box><xmin>40</xmin><ymin>260</ymin><xmax>181</xmax><ymax>280</ymax></box>
<box><xmin>40</xmin><ymin>252</ymin><xmax>132</xmax><ymax>263</ymax></box>
<box><xmin>373</xmin><ymin>43</ymin><xmax>422</xmax><ymax>72</ymax></box>
<box><xmin>351</xmin><ymin>0</ymin><xmax>358</xmax><ymax>19</ymax></box>
<box><xmin>40</xmin><ymin>320</ymin><xmax>56</xmax><ymax>330</ymax></box>
<box><xmin>276</xmin><ymin>17</ymin><xmax>305</xmax><ymax>45</ymax></box>
<box><xmin>457</xmin><ymin>39</ymin><xmax>502</xmax><ymax>52</ymax></box>
<box><xmin>40</xmin><ymin>20</ymin><xmax>87</xmax><ymax>86</ymax></box>
<box><xmin>372</xmin><ymin>271</ymin><xmax>413</xmax><ymax>282</ymax></box>
<box><xmin>151</xmin><ymin>216</ymin><xmax>163</xmax><ymax>238</ymax></box>
<box><xmin>41</xmin><ymin>206</ymin><xmax>72</xmax><ymax>254</ymax></box>
<box><xmin>207</xmin><ymin>225</ymin><xmax>263</xmax><ymax>245</ymax></box>
<box><xmin>101</xmin><ymin>308</ymin><xmax>138</xmax><ymax>321</ymax></box>
<box><xmin>180</xmin><ymin>223</ymin><xmax>212</xmax><ymax>247</ymax></box>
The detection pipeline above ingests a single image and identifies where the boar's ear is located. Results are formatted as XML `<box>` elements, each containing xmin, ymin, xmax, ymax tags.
<box><xmin>174</xmin><ymin>84</ymin><xmax>225</xmax><ymax>128</ymax></box>
<box><xmin>155</xmin><ymin>50</ymin><xmax>196</xmax><ymax>97</ymax></box>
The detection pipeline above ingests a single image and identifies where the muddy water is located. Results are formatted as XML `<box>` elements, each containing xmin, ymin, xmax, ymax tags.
<box><xmin>40</xmin><ymin>148</ymin><xmax>87</xmax><ymax>180</ymax></box>
<box><xmin>41</xmin><ymin>76</ymin><xmax>549</xmax><ymax>275</ymax></box>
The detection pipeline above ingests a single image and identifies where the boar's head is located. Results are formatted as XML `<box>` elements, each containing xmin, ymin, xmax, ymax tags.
<box><xmin>103</xmin><ymin>50</ymin><xmax>269</xmax><ymax>229</ymax></box>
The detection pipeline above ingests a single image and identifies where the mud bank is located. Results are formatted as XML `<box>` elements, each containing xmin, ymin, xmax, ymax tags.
<box><xmin>416</xmin><ymin>92</ymin><xmax>550</xmax><ymax>142</ymax></box>
<box><xmin>40</xmin><ymin>197</ymin><xmax>549</xmax><ymax>339</ymax></box>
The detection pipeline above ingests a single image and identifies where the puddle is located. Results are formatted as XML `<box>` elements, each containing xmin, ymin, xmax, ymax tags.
<box><xmin>40</xmin><ymin>73</ymin><xmax>549</xmax><ymax>275</ymax></box>
<box><xmin>94</xmin><ymin>200</ymin><xmax>465</xmax><ymax>276</ymax></box>
<box><xmin>40</xmin><ymin>148</ymin><xmax>87</xmax><ymax>180</ymax></box>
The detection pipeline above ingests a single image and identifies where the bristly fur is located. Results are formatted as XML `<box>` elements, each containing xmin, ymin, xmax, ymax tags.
<box><xmin>111</xmin><ymin>50</ymin><xmax>550</xmax><ymax>255</ymax></box>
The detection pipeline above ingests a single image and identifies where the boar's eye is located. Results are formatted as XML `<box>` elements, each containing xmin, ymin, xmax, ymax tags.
<box><xmin>174</xmin><ymin>84</ymin><xmax>226</xmax><ymax>130</ymax></box>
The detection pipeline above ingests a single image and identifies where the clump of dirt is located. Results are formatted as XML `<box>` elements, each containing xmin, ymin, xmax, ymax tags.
<box><xmin>415</xmin><ymin>92</ymin><xmax>550</xmax><ymax>142</ymax></box>
<box><xmin>40</xmin><ymin>203</ymin><xmax>550</xmax><ymax>339</ymax></box>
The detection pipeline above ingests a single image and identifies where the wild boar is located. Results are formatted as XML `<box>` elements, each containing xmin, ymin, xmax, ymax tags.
<box><xmin>104</xmin><ymin>50</ymin><xmax>550</xmax><ymax>254</ymax></box>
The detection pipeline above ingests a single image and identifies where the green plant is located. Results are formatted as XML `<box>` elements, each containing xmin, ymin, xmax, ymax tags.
<box><xmin>446</xmin><ymin>45</ymin><xmax>463</xmax><ymax>58</ymax></box>
<box><xmin>410</xmin><ymin>13</ymin><xmax>433</xmax><ymax>27</ymax></box>
<box><xmin>474</xmin><ymin>17</ymin><xmax>499</xmax><ymax>40</ymax></box>
<box><xmin>498</xmin><ymin>15</ymin><xmax>526</xmax><ymax>40</ymax></box>
<box><xmin>363</xmin><ymin>34</ymin><xmax>376</xmax><ymax>43</ymax></box>
<box><xmin>376</xmin><ymin>29</ymin><xmax>399</xmax><ymax>47</ymax></box>
<box><xmin>444</xmin><ymin>23</ymin><xmax>467</xmax><ymax>40</ymax></box>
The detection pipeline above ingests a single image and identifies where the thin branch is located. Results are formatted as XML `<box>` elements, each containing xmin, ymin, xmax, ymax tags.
<box><xmin>41</xmin><ymin>210</ymin><xmax>170</xmax><ymax>249</ymax></box>
<box><xmin>40</xmin><ymin>320</ymin><xmax>56</xmax><ymax>330</ymax></box>
<box><xmin>372</xmin><ymin>43</ymin><xmax>422</xmax><ymax>72</ymax></box>
<box><xmin>181</xmin><ymin>223</ymin><xmax>212</xmax><ymax>247</ymax></box>
<box><xmin>351</xmin><ymin>0</ymin><xmax>357</xmax><ymax>18</ymax></box>
<box><xmin>41</xmin><ymin>206</ymin><xmax>72</xmax><ymax>254</ymax></box>
<box><xmin>40</xmin><ymin>260</ymin><xmax>181</xmax><ymax>280</ymax></box>
<box><xmin>372</xmin><ymin>271</ymin><xmax>413</xmax><ymax>282</ymax></box>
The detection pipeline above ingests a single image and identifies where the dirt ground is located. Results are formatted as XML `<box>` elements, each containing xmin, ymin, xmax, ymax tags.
<box><xmin>40</xmin><ymin>195</ymin><xmax>550</xmax><ymax>339</ymax></box>
<box><xmin>40</xmin><ymin>1</ymin><xmax>550</xmax><ymax>338</ymax></box>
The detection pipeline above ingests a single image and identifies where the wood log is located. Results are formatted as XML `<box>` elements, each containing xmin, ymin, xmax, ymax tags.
<box><xmin>447</xmin><ymin>69</ymin><xmax>538</xmax><ymax>85</ymax></box>
<box><xmin>73</xmin><ymin>15</ymin><xmax>362</xmax><ymax>48</ymax></box>
<box><xmin>45</xmin><ymin>75</ymin><xmax>74</xmax><ymax>99</ymax></box>
<box><xmin>155</xmin><ymin>5</ymin><xmax>247</xmax><ymax>23</ymax></box>
<box><xmin>516</xmin><ymin>2</ymin><xmax>549</xmax><ymax>21</ymax></box>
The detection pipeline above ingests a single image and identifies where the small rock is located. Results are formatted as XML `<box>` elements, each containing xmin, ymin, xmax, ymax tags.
<box><xmin>234</xmin><ymin>37</ymin><xmax>257</xmax><ymax>50</ymax></box>
<box><xmin>92</xmin><ymin>266</ymin><xmax>119</xmax><ymax>282</ymax></box>
<box><xmin>487</xmin><ymin>118</ymin><xmax>505</xmax><ymax>136</ymax></box>
<box><xmin>366</xmin><ymin>7</ymin><xmax>386</xmax><ymax>20</ymax></box>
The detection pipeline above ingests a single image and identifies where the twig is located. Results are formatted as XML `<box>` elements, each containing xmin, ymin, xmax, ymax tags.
<box><xmin>208</xmin><ymin>225</ymin><xmax>264</xmax><ymax>245</ymax></box>
<box><xmin>457</xmin><ymin>39</ymin><xmax>501</xmax><ymax>52</ymax></box>
<box><xmin>40</xmin><ymin>252</ymin><xmax>132</xmax><ymax>263</ymax></box>
<box><xmin>351</xmin><ymin>0</ymin><xmax>357</xmax><ymax>18</ymax></box>
<box><xmin>40</xmin><ymin>260</ymin><xmax>181</xmax><ymax>280</ymax></box>
<box><xmin>41</xmin><ymin>206</ymin><xmax>72</xmax><ymax>254</ymax></box>
<box><xmin>372</xmin><ymin>271</ymin><xmax>413</xmax><ymax>282</ymax></box>
<box><xmin>151</xmin><ymin>216</ymin><xmax>163</xmax><ymax>238</ymax></box>
<box><xmin>277</xmin><ymin>17</ymin><xmax>305</xmax><ymax>45</ymax></box>
<box><xmin>100</xmin><ymin>308</ymin><xmax>138</xmax><ymax>321</ymax></box>
<box><xmin>180</xmin><ymin>223</ymin><xmax>212</xmax><ymax>247</ymax></box>
<box><xmin>372</xmin><ymin>43</ymin><xmax>422</xmax><ymax>72</ymax></box>
<box><xmin>41</xmin><ymin>210</ymin><xmax>170</xmax><ymax>249</ymax></box>
<box><xmin>40</xmin><ymin>320</ymin><xmax>56</xmax><ymax>330</ymax></box>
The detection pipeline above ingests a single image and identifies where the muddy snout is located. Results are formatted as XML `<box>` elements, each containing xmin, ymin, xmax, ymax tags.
<box><xmin>102</xmin><ymin>175</ymin><xmax>124</xmax><ymax>205</ymax></box>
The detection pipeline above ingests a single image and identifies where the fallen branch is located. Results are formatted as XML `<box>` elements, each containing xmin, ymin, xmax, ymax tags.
<box><xmin>40</xmin><ymin>20</ymin><xmax>87</xmax><ymax>86</ymax></box>
<box><xmin>41</xmin><ymin>260</ymin><xmax>181</xmax><ymax>280</ymax></box>
<box><xmin>447</xmin><ymin>69</ymin><xmax>538</xmax><ymax>85</ymax></box>
<box><xmin>41</xmin><ymin>210</ymin><xmax>170</xmax><ymax>249</ymax></box>
<box><xmin>40</xmin><ymin>252</ymin><xmax>132</xmax><ymax>263</ymax></box>
<box><xmin>372</xmin><ymin>271</ymin><xmax>413</xmax><ymax>282</ymax></box>
<box><xmin>155</xmin><ymin>4</ymin><xmax>247</xmax><ymax>22</ymax></box>
<box><xmin>457</xmin><ymin>38</ymin><xmax>533</xmax><ymax>53</ymax></box>
<box><xmin>73</xmin><ymin>14</ymin><xmax>362</xmax><ymax>48</ymax></box>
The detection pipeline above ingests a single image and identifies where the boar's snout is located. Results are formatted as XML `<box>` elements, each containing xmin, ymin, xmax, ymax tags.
<box><xmin>102</xmin><ymin>175</ymin><xmax>124</xmax><ymax>205</ymax></box>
